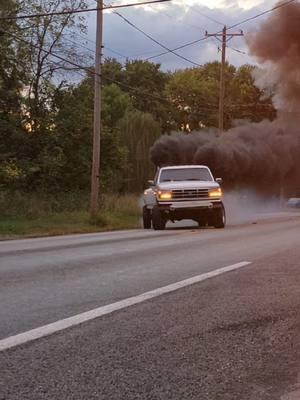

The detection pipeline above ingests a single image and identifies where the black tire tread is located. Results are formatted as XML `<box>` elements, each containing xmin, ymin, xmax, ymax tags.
<box><xmin>213</xmin><ymin>205</ymin><xmax>226</xmax><ymax>229</ymax></box>
<box><xmin>152</xmin><ymin>206</ymin><xmax>166</xmax><ymax>230</ymax></box>
<box><xmin>143</xmin><ymin>206</ymin><xmax>152</xmax><ymax>229</ymax></box>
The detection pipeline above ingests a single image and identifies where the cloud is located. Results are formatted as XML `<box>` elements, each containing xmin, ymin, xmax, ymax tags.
<box><xmin>173</xmin><ymin>0</ymin><xmax>264</xmax><ymax>10</ymax></box>
<box><xmin>86</xmin><ymin>0</ymin><xmax>279</xmax><ymax>70</ymax></box>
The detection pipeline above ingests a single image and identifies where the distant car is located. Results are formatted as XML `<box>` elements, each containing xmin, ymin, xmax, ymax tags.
<box><xmin>287</xmin><ymin>198</ymin><xmax>300</xmax><ymax>208</ymax></box>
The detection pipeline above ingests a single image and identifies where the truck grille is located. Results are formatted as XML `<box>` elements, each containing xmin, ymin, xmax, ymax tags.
<box><xmin>172</xmin><ymin>189</ymin><xmax>209</xmax><ymax>200</ymax></box>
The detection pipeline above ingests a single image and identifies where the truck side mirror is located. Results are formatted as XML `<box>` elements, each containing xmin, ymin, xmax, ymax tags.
<box><xmin>148</xmin><ymin>180</ymin><xmax>155</xmax><ymax>186</ymax></box>
<box><xmin>216</xmin><ymin>178</ymin><xmax>223</xmax><ymax>184</ymax></box>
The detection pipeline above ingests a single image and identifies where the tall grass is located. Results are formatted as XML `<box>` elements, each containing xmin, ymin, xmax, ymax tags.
<box><xmin>0</xmin><ymin>191</ymin><xmax>89</xmax><ymax>217</ymax></box>
<box><xmin>0</xmin><ymin>191</ymin><xmax>142</xmax><ymax>238</ymax></box>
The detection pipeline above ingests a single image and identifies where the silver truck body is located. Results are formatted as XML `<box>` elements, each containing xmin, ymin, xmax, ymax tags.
<box><xmin>143</xmin><ymin>165</ymin><xmax>225</xmax><ymax>230</ymax></box>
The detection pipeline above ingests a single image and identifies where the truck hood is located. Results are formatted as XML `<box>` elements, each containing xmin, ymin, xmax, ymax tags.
<box><xmin>157</xmin><ymin>181</ymin><xmax>219</xmax><ymax>190</ymax></box>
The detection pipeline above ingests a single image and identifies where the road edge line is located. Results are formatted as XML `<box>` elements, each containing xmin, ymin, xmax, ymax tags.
<box><xmin>0</xmin><ymin>261</ymin><xmax>251</xmax><ymax>352</ymax></box>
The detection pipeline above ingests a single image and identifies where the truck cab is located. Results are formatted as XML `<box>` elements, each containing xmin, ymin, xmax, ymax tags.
<box><xmin>143</xmin><ymin>165</ymin><xmax>225</xmax><ymax>230</ymax></box>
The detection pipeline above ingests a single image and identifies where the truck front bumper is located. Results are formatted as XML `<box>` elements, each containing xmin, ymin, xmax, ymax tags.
<box><xmin>157</xmin><ymin>200</ymin><xmax>222</xmax><ymax>210</ymax></box>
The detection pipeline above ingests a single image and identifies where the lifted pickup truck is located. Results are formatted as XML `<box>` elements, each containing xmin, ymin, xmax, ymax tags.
<box><xmin>143</xmin><ymin>165</ymin><xmax>226</xmax><ymax>230</ymax></box>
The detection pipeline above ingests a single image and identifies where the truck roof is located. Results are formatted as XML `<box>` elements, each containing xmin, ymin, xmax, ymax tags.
<box><xmin>160</xmin><ymin>165</ymin><xmax>210</xmax><ymax>170</ymax></box>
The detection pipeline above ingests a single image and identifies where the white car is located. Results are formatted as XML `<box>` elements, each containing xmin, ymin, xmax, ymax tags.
<box><xmin>143</xmin><ymin>165</ymin><xmax>226</xmax><ymax>230</ymax></box>
<box><xmin>287</xmin><ymin>198</ymin><xmax>300</xmax><ymax>208</ymax></box>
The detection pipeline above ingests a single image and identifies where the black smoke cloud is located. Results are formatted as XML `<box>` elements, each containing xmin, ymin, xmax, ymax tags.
<box><xmin>150</xmin><ymin>1</ymin><xmax>300</xmax><ymax>193</ymax></box>
<box><xmin>151</xmin><ymin>120</ymin><xmax>300</xmax><ymax>190</ymax></box>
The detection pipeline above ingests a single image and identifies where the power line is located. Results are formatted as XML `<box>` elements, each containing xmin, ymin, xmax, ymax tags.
<box><xmin>102</xmin><ymin>74</ymin><xmax>224</xmax><ymax>111</ymax></box>
<box><xmin>209</xmin><ymin>39</ymin><xmax>248</xmax><ymax>56</ymax></box>
<box><xmin>66</xmin><ymin>32</ymin><xmax>128</xmax><ymax>60</ymax></box>
<box><xmin>23</xmin><ymin>23</ymin><xmax>129</xmax><ymax>63</ymax></box>
<box><xmin>1</xmin><ymin>23</ymin><xmax>273</xmax><ymax>110</ymax></box>
<box><xmin>1</xmin><ymin>25</ymin><xmax>178</xmax><ymax>104</ymax></box>
<box><xmin>0</xmin><ymin>26</ymin><xmax>172</xmax><ymax>104</ymax></box>
<box><xmin>95</xmin><ymin>0</ymin><xmax>201</xmax><ymax>64</ymax></box>
<box><xmin>65</xmin><ymin>24</ymin><xmax>129</xmax><ymax>59</ymax></box>
<box><xmin>97</xmin><ymin>0</ymin><xmax>207</xmax><ymax>64</ymax></box>
<box><xmin>104</xmin><ymin>46</ymin><xmax>128</xmax><ymax>59</ymax></box>
<box><xmin>1</xmin><ymin>29</ymin><xmax>98</xmax><ymax>77</ymax></box>
<box><xmin>189</xmin><ymin>6</ymin><xmax>224</xmax><ymax>27</ymax></box>
<box><xmin>5</xmin><ymin>31</ymin><xmax>274</xmax><ymax>117</ymax></box>
<box><xmin>0</xmin><ymin>0</ymin><xmax>171</xmax><ymax>21</ymax></box>
<box><xmin>227</xmin><ymin>46</ymin><xmax>248</xmax><ymax>56</ymax></box>
<box><xmin>99</xmin><ymin>0</ymin><xmax>202</xmax><ymax>67</ymax></box>
<box><xmin>228</xmin><ymin>0</ymin><xmax>297</xmax><ymax>30</ymax></box>
<box><xmin>206</xmin><ymin>26</ymin><xmax>244</xmax><ymax>131</ymax></box>
<box><xmin>66</xmin><ymin>29</ymin><xmax>98</xmax><ymax>47</ymax></box>
<box><xmin>92</xmin><ymin>0</ymin><xmax>230</xmax><ymax>66</ymax></box>
<box><xmin>4</xmin><ymin>29</ymin><xmax>217</xmax><ymax>107</ymax></box>
<box><xmin>112</xmin><ymin>11</ymin><xmax>202</xmax><ymax>67</ymax></box>
<box><xmin>146</xmin><ymin>0</ymin><xmax>297</xmax><ymax>61</ymax></box>
<box><xmin>64</xmin><ymin>34</ymin><xmax>95</xmax><ymax>55</ymax></box>
<box><xmin>19</xmin><ymin>20</ymin><xmax>97</xmax><ymax>67</ymax></box>
<box><xmin>145</xmin><ymin>35</ymin><xmax>207</xmax><ymax>61</ymax></box>
<box><xmin>69</xmin><ymin>29</ymin><xmax>132</xmax><ymax>61</ymax></box>
<box><xmin>128</xmin><ymin>48</ymin><xmax>166</xmax><ymax>57</ymax></box>
<box><xmin>150</xmin><ymin>7</ymin><xmax>203</xmax><ymax>32</ymax></box>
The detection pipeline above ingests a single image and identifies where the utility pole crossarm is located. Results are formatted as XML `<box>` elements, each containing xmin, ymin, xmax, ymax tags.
<box><xmin>205</xmin><ymin>26</ymin><xmax>244</xmax><ymax>132</ymax></box>
<box><xmin>206</xmin><ymin>32</ymin><xmax>243</xmax><ymax>37</ymax></box>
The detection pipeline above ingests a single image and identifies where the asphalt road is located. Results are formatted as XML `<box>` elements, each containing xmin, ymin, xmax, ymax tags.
<box><xmin>1</xmin><ymin>212</ymin><xmax>300</xmax><ymax>399</ymax></box>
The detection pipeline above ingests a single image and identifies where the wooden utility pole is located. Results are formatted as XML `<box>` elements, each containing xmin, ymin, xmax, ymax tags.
<box><xmin>206</xmin><ymin>26</ymin><xmax>243</xmax><ymax>132</ymax></box>
<box><xmin>90</xmin><ymin>0</ymin><xmax>103</xmax><ymax>218</ymax></box>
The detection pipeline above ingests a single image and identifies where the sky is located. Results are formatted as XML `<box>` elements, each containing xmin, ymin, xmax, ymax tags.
<box><xmin>84</xmin><ymin>0</ymin><xmax>279</xmax><ymax>70</ymax></box>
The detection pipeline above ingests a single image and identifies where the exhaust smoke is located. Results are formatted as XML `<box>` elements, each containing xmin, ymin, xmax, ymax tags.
<box><xmin>223</xmin><ymin>190</ymin><xmax>282</xmax><ymax>225</ymax></box>
<box><xmin>150</xmin><ymin>1</ymin><xmax>300</xmax><ymax>196</ymax></box>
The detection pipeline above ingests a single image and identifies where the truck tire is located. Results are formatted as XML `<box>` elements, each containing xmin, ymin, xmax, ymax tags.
<box><xmin>213</xmin><ymin>205</ymin><xmax>226</xmax><ymax>229</ymax></box>
<box><xmin>143</xmin><ymin>206</ymin><xmax>152</xmax><ymax>229</ymax></box>
<box><xmin>197</xmin><ymin>214</ymin><xmax>208</xmax><ymax>228</ymax></box>
<box><xmin>152</xmin><ymin>206</ymin><xmax>166</xmax><ymax>230</ymax></box>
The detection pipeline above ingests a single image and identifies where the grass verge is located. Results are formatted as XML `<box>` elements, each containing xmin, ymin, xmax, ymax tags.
<box><xmin>0</xmin><ymin>192</ymin><xmax>141</xmax><ymax>239</ymax></box>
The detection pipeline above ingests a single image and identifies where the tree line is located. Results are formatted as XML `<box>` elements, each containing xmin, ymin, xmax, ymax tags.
<box><xmin>0</xmin><ymin>0</ymin><xmax>276</xmax><ymax>194</ymax></box>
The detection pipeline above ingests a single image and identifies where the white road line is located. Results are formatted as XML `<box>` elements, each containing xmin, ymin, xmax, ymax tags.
<box><xmin>0</xmin><ymin>261</ymin><xmax>251</xmax><ymax>352</ymax></box>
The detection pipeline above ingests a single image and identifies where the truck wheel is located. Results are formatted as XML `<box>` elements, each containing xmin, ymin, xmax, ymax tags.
<box><xmin>197</xmin><ymin>215</ymin><xmax>208</xmax><ymax>228</ymax></box>
<box><xmin>213</xmin><ymin>205</ymin><xmax>226</xmax><ymax>229</ymax></box>
<box><xmin>152</xmin><ymin>206</ymin><xmax>166</xmax><ymax>230</ymax></box>
<box><xmin>143</xmin><ymin>206</ymin><xmax>152</xmax><ymax>229</ymax></box>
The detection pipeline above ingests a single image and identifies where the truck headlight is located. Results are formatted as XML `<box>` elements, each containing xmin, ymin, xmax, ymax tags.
<box><xmin>158</xmin><ymin>191</ymin><xmax>172</xmax><ymax>200</ymax></box>
<box><xmin>209</xmin><ymin>188</ymin><xmax>222</xmax><ymax>198</ymax></box>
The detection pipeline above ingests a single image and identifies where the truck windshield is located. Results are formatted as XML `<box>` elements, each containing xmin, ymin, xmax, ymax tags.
<box><xmin>159</xmin><ymin>168</ymin><xmax>213</xmax><ymax>182</ymax></box>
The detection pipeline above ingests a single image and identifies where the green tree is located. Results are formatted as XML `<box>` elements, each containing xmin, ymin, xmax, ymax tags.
<box><xmin>102</xmin><ymin>58</ymin><xmax>124</xmax><ymax>86</ymax></box>
<box><xmin>50</xmin><ymin>78</ymin><xmax>132</xmax><ymax>193</ymax></box>
<box><xmin>1</xmin><ymin>0</ymin><xmax>92</xmax><ymax>191</ymax></box>
<box><xmin>102</xmin><ymin>83</ymin><xmax>133</xmax><ymax>128</ymax></box>
<box><xmin>18</xmin><ymin>0</ymin><xmax>88</xmax><ymax>132</ymax></box>
<box><xmin>124</xmin><ymin>60</ymin><xmax>172</xmax><ymax>132</ymax></box>
<box><xmin>166</xmin><ymin>62</ymin><xmax>275</xmax><ymax>131</ymax></box>
<box><xmin>227</xmin><ymin>64</ymin><xmax>276</xmax><ymax>123</ymax></box>
<box><xmin>166</xmin><ymin>62</ymin><xmax>232</xmax><ymax>130</ymax></box>
<box><xmin>0</xmin><ymin>0</ymin><xmax>27</xmax><ymax>189</ymax></box>
<box><xmin>118</xmin><ymin>110</ymin><xmax>161</xmax><ymax>192</ymax></box>
<box><xmin>102</xmin><ymin>59</ymin><xmax>173</xmax><ymax>133</ymax></box>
